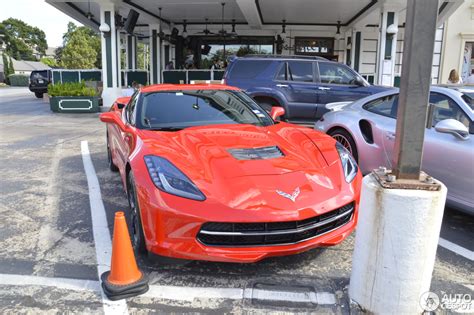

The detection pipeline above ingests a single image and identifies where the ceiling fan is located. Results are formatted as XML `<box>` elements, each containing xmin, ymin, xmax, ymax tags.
<box><xmin>216</xmin><ymin>2</ymin><xmax>238</xmax><ymax>39</ymax></box>
<box><xmin>195</xmin><ymin>18</ymin><xmax>215</xmax><ymax>35</ymax></box>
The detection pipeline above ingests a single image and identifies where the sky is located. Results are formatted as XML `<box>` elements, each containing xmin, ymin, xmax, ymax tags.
<box><xmin>0</xmin><ymin>0</ymin><xmax>83</xmax><ymax>48</ymax></box>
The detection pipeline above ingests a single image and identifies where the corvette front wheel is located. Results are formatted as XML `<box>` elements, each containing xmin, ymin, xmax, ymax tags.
<box><xmin>127</xmin><ymin>173</ymin><xmax>147</xmax><ymax>256</ymax></box>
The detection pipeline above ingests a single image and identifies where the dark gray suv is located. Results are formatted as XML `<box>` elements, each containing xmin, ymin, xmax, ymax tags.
<box><xmin>224</xmin><ymin>55</ymin><xmax>392</xmax><ymax>124</ymax></box>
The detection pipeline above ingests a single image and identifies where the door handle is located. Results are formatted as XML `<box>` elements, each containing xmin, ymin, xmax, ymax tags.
<box><xmin>318</xmin><ymin>87</ymin><xmax>331</xmax><ymax>91</ymax></box>
<box><xmin>276</xmin><ymin>84</ymin><xmax>289</xmax><ymax>88</ymax></box>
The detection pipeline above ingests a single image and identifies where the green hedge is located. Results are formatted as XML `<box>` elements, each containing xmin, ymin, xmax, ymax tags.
<box><xmin>8</xmin><ymin>74</ymin><xmax>29</xmax><ymax>86</ymax></box>
<box><xmin>48</xmin><ymin>81</ymin><xmax>97</xmax><ymax>97</ymax></box>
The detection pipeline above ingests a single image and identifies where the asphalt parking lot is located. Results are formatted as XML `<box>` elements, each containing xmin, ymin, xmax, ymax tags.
<box><xmin>0</xmin><ymin>88</ymin><xmax>472</xmax><ymax>314</ymax></box>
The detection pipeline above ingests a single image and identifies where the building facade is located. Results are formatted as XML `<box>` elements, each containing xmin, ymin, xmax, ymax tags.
<box><xmin>45</xmin><ymin>0</ymin><xmax>466</xmax><ymax>105</ymax></box>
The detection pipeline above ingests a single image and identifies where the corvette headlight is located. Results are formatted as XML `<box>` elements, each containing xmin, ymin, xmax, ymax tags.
<box><xmin>335</xmin><ymin>142</ymin><xmax>358</xmax><ymax>183</ymax></box>
<box><xmin>144</xmin><ymin>156</ymin><xmax>206</xmax><ymax>201</ymax></box>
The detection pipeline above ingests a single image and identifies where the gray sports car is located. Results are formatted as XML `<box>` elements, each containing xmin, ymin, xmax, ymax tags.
<box><xmin>315</xmin><ymin>86</ymin><xmax>474</xmax><ymax>214</ymax></box>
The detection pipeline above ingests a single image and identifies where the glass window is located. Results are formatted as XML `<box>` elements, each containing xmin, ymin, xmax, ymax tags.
<box><xmin>288</xmin><ymin>61</ymin><xmax>313</xmax><ymax>82</ymax></box>
<box><xmin>275</xmin><ymin>63</ymin><xmax>287</xmax><ymax>81</ymax></box>
<box><xmin>319</xmin><ymin>62</ymin><xmax>358</xmax><ymax>85</ymax></box>
<box><xmin>363</xmin><ymin>95</ymin><xmax>399</xmax><ymax>118</ymax></box>
<box><xmin>229</xmin><ymin>60</ymin><xmax>272</xmax><ymax>79</ymax></box>
<box><xmin>126</xmin><ymin>93</ymin><xmax>139</xmax><ymax>125</ymax></box>
<box><xmin>429</xmin><ymin>93</ymin><xmax>470</xmax><ymax>129</ymax></box>
<box><xmin>139</xmin><ymin>90</ymin><xmax>274</xmax><ymax>130</ymax></box>
<box><xmin>461</xmin><ymin>92</ymin><xmax>474</xmax><ymax>110</ymax></box>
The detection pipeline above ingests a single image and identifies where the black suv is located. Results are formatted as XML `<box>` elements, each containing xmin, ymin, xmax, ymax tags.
<box><xmin>224</xmin><ymin>55</ymin><xmax>392</xmax><ymax>124</ymax></box>
<box><xmin>29</xmin><ymin>70</ymin><xmax>51</xmax><ymax>98</ymax></box>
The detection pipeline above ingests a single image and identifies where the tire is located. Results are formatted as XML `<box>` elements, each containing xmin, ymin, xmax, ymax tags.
<box><xmin>107</xmin><ymin>136</ymin><xmax>119</xmax><ymax>172</ymax></box>
<box><xmin>127</xmin><ymin>172</ymin><xmax>147</xmax><ymax>256</ymax></box>
<box><xmin>35</xmin><ymin>92</ymin><xmax>43</xmax><ymax>98</ymax></box>
<box><xmin>329</xmin><ymin>128</ymin><xmax>359</xmax><ymax>162</ymax></box>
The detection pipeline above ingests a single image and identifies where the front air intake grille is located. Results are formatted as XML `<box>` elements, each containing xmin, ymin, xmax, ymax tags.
<box><xmin>227</xmin><ymin>146</ymin><xmax>284</xmax><ymax>160</ymax></box>
<box><xmin>197</xmin><ymin>202</ymin><xmax>355</xmax><ymax>246</ymax></box>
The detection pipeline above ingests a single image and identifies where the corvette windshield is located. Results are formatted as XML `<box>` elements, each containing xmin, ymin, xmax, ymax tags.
<box><xmin>139</xmin><ymin>90</ymin><xmax>274</xmax><ymax>130</ymax></box>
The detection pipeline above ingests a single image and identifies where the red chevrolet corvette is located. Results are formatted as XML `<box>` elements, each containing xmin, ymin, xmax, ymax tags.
<box><xmin>100</xmin><ymin>84</ymin><xmax>362</xmax><ymax>263</ymax></box>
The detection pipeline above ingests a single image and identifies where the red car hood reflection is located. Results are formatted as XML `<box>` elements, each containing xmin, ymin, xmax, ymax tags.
<box><xmin>137</xmin><ymin>123</ymin><xmax>344</xmax><ymax>211</ymax></box>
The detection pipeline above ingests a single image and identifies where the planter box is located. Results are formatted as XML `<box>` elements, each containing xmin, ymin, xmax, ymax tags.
<box><xmin>50</xmin><ymin>96</ymin><xmax>99</xmax><ymax>113</ymax></box>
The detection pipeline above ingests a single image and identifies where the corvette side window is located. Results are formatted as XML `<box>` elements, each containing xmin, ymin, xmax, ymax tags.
<box><xmin>127</xmin><ymin>93</ymin><xmax>139</xmax><ymax>125</ymax></box>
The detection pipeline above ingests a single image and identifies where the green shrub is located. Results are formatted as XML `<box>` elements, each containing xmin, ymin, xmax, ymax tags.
<box><xmin>8</xmin><ymin>74</ymin><xmax>29</xmax><ymax>86</ymax></box>
<box><xmin>48</xmin><ymin>81</ymin><xmax>97</xmax><ymax>97</ymax></box>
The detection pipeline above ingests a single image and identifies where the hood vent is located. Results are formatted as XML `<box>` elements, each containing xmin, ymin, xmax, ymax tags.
<box><xmin>228</xmin><ymin>146</ymin><xmax>284</xmax><ymax>160</ymax></box>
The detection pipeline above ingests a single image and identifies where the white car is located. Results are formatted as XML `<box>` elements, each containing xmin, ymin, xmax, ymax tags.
<box><xmin>315</xmin><ymin>86</ymin><xmax>474</xmax><ymax>214</ymax></box>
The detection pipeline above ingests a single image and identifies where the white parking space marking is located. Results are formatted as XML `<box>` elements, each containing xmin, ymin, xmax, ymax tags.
<box><xmin>0</xmin><ymin>273</ymin><xmax>337</xmax><ymax>306</ymax></box>
<box><xmin>81</xmin><ymin>141</ymin><xmax>129</xmax><ymax>315</ymax></box>
<box><xmin>0</xmin><ymin>273</ymin><xmax>100</xmax><ymax>292</ymax></box>
<box><xmin>143</xmin><ymin>285</ymin><xmax>243</xmax><ymax>301</ymax></box>
<box><xmin>439</xmin><ymin>237</ymin><xmax>474</xmax><ymax>261</ymax></box>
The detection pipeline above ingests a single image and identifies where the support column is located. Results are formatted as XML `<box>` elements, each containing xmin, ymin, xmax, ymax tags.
<box><xmin>126</xmin><ymin>35</ymin><xmax>137</xmax><ymax>71</ymax></box>
<box><xmin>100</xmin><ymin>2</ymin><xmax>122</xmax><ymax>107</ymax></box>
<box><xmin>352</xmin><ymin>29</ymin><xmax>362</xmax><ymax>72</ymax></box>
<box><xmin>116</xmin><ymin>30</ymin><xmax>122</xmax><ymax>87</ymax></box>
<box><xmin>149</xmin><ymin>24</ymin><xmax>161</xmax><ymax>84</ymax></box>
<box><xmin>349</xmin><ymin>1</ymin><xmax>443</xmax><ymax>313</ymax></box>
<box><xmin>376</xmin><ymin>8</ymin><xmax>399</xmax><ymax>86</ymax></box>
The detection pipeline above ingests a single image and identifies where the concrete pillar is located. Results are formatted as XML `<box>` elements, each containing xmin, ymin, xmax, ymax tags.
<box><xmin>99</xmin><ymin>2</ymin><xmax>122</xmax><ymax>107</ymax></box>
<box><xmin>376</xmin><ymin>9</ymin><xmax>399</xmax><ymax>86</ymax></box>
<box><xmin>149</xmin><ymin>24</ymin><xmax>161</xmax><ymax>84</ymax></box>
<box><xmin>349</xmin><ymin>174</ymin><xmax>446</xmax><ymax>313</ymax></box>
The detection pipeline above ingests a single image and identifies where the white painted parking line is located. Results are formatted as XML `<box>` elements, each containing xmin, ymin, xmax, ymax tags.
<box><xmin>143</xmin><ymin>285</ymin><xmax>243</xmax><ymax>301</ymax></box>
<box><xmin>439</xmin><ymin>237</ymin><xmax>474</xmax><ymax>261</ymax></box>
<box><xmin>81</xmin><ymin>141</ymin><xmax>129</xmax><ymax>315</ymax></box>
<box><xmin>0</xmin><ymin>273</ymin><xmax>337</xmax><ymax>306</ymax></box>
<box><xmin>0</xmin><ymin>274</ymin><xmax>100</xmax><ymax>292</ymax></box>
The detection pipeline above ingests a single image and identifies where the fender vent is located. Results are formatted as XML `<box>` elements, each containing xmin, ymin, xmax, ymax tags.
<box><xmin>228</xmin><ymin>146</ymin><xmax>284</xmax><ymax>160</ymax></box>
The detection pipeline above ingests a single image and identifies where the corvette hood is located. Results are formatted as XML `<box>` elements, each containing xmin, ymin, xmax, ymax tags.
<box><xmin>139</xmin><ymin>124</ymin><xmax>345</xmax><ymax>209</ymax></box>
<box><xmin>140</xmin><ymin>123</ymin><xmax>328</xmax><ymax>178</ymax></box>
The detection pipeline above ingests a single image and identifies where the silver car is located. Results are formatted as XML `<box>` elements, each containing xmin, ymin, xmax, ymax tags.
<box><xmin>315</xmin><ymin>86</ymin><xmax>474</xmax><ymax>214</ymax></box>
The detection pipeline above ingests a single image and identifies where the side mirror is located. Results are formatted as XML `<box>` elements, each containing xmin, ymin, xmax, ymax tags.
<box><xmin>100</xmin><ymin>112</ymin><xmax>129</xmax><ymax>132</ymax></box>
<box><xmin>115</xmin><ymin>96</ymin><xmax>130</xmax><ymax>110</ymax></box>
<box><xmin>434</xmin><ymin>119</ymin><xmax>470</xmax><ymax>140</ymax></box>
<box><xmin>270</xmin><ymin>106</ymin><xmax>285</xmax><ymax>120</ymax></box>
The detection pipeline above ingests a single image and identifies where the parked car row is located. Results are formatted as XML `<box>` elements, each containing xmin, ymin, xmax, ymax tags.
<box><xmin>224</xmin><ymin>55</ymin><xmax>392</xmax><ymax>124</ymax></box>
<box><xmin>225</xmin><ymin>56</ymin><xmax>473</xmax><ymax>215</ymax></box>
<box><xmin>99</xmin><ymin>56</ymin><xmax>472</xmax><ymax>263</ymax></box>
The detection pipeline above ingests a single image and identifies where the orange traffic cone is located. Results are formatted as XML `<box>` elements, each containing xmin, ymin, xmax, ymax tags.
<box><xmin>101</xmin><ymin>212</ymin><xmax>149</xmax><ymax>300</ymax></box>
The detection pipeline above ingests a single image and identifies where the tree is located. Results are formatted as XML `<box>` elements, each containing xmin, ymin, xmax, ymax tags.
<box><xmin>0</xmin><ymin>18</ymin><xmax>47</xmax><ymax>60</ymax></box>
<box><xmin>59</xmin><ymin>22</ymin><xmax>100</xmax><ymax>68</ymax></box>
<box><xmin>8</xmin><ymin>56</ymin><xmax>14</xmax><ymax>75</ymax></box>
<box><xmin>60</xmin><ymin>30</ymin><xmax>97</xmax><ymax>69</ymax></box>
<box><xmin>40</xmin><ymin>57</ymin><xmax>57</xmax><ymax>68</ymax></box>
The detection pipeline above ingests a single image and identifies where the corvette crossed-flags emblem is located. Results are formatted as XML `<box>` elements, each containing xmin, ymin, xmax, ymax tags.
<box><xmin>276</xmin><ymin>187</ymin><xmax>300</xmax><ymax>202</ymax></box>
